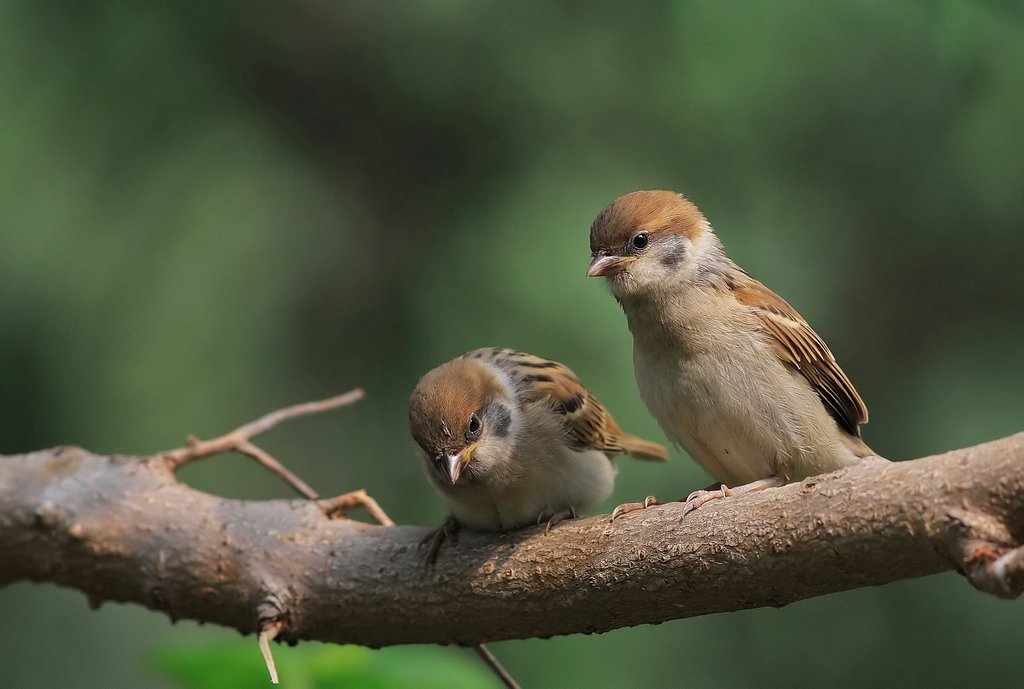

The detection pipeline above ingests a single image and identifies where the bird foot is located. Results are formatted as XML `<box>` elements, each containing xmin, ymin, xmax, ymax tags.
<box><xmin>680</xmin><ymin>485</ymin><xmax>733</xmax><ymax>517</ymax></box>
<box><xmin>537</xmin><ymin>506</ymin><xmax>577</xmax><ymax>534</ymax></box>
<box><xmin>610</xmin><ymin>495</ymin><xmax>660</xmax><ymax>521</ymax></box>
<box><xmin>421</xmin><ymin>514</ymin><xmax>460</xmax><ymax>568</ymax></box>
<box><xmin>680</xmin><ymin>476</ymin><xmax>783</xmax><ymax>519</ymax></box>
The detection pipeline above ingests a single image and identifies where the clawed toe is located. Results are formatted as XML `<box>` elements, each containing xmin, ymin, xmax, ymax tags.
<box><xmin>679</xmin><ymin>477</ymin><xmax>782</xmax><ymax>518</ymax></box>
<box><xmin>544</xmin><ymin>506</ymin><xmax>577</xmax><ymax>534</ymax></box>
<box><xmin>680</xmin><ymin>485</ymin><xmax>731</xmax><ymax>518</ymax></box>
<box><xmin>421</xmin><ymin>515</ymin><xmax>460</xmax><ymax>568</ymax></box>
<box><xmin>611</xmin><ymin>496</ymin><xmax>660</xmax><ymax>521</ymax></box>
<box><xmin>422</xmin><ymin>529</ymin><xmax>445</xmax><ymax>567</ymax></box>
<box><xmin>611</xmin><ymin>503</ymin><xmax>641</xmax><ymax>521</ymax></box>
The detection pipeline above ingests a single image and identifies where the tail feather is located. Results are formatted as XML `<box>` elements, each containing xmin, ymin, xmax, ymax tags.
<box><xmin>618</xmin><ymin>432</ymin><xmax>669</xmax><ymax>462</ymax></box>
<box><xmin>842</xmin><ymin>432</ymin><xmax>876</xmax><ymax>459</ymax></box>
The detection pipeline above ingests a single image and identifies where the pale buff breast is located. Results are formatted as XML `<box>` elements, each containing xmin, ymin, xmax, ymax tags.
<box><xmin>630</xmin><ymin>299</ymin><xmax>862</xmax><ymax>485</ymax></box>
<box><xmin>433</xmin><ymin>400</ymin><xmax>617</xmax><ymax>531</ymax></box>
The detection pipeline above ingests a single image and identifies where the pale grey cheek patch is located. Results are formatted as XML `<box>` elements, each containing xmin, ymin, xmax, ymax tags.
<box><xmin>488</xmin><ymin>402</ymin><xmax>513</xmax><ymax>437</ymax></box>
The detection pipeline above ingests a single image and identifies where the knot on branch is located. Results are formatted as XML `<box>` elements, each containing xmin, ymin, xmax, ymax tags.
<box><xmin>946</xmin><ymin>507</ymin><xmax>1024</xmax><ymax>599</ymax></box>
<box><xmin>256</xmin><ymin>592</ymin><xmax>290</xmax><ymax>684</ymax></box>
<box><xmin>255</xmin><ymin>591</ymin><xmax>291</xmax><ymax>641</ymax></box>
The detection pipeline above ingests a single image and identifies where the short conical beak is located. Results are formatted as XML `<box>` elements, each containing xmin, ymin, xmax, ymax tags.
<box><xmin>444</xmin><ymin>443</ymin><xmax>477</xmax><ymax>485</ymax></box>
<box><xmin>587</xmin><ymin>254</ymin><xmax>636</xmax><ymax>277</ymax></box>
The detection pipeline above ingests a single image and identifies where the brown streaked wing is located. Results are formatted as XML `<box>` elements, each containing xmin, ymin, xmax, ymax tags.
<box><xmin>472</xmin><ymin>349</ymin><xmax>631</xmax><ymax>454</ymax></box>
<box><xmin>733</xmin><ymin>280</ymin><xmax>868</xmax><ymax>436</ymax></box>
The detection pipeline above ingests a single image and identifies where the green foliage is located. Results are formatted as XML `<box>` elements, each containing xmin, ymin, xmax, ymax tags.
<box><xmin>152</xmin><ymin>642</ymin><xmax>499</xmax><ymax>689</ymax></box>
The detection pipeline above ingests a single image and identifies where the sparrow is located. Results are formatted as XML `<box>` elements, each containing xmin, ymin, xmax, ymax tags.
<box><xmin>586</xmin><ymin>190</ymin><xmax>876</xmax><ymax>517</ymax></box>
<box><xmin>409</xmin><ymin>347</ymin><xmax>667</xmax><ymax>560</ymax></box>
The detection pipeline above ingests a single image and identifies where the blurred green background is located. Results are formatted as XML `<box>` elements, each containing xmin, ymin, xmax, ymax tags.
<box><xmin>2</xmin><ymin>1</ymin><xmax>1022</xmax><ymax>687</ymax></box>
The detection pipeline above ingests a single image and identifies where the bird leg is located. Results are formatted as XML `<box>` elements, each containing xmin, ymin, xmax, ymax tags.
<box><xmin>680</xmin><ymin>477</ymin><xmax>782</xmax><ymax>518</ymax></box>
<box><xmin>537</xmin><ymin>506</ymin><xmax>578</xmax><ymax>534</ymax></box>
<box><xmin>421</xmin><ymin>514</ymin><xmax>460</xmax><ymax>568</ymax></box>
<box><xmin>610</xmin><ymin>495</ymin><xmax>661</xmax><ymax>521</ymax></box>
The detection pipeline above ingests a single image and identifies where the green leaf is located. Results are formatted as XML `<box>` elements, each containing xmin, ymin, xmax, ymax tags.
<box><xmin>151</xmin><ymin>640</ymin><xmax>505</xmax><ymax>689</ymax></box>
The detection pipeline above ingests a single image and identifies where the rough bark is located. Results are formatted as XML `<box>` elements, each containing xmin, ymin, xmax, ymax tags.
<box><xmin>1</xmin><ymin>434</ymin><xmax>1022</xmax><ymax>647</ymax></box>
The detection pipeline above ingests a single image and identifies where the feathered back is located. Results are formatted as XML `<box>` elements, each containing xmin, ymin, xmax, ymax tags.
<box><xmin>463</xmin><ymin>347</ymin><xmax>668</xmax><ymax>461</ymax></box>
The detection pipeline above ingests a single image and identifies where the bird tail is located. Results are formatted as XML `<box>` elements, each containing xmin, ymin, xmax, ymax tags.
<box><xmin>842</xmin><ymin>433</ymin><xmax>877</xmax><ymax>459</ymax></box>
<box><xmin>618</xmin><ymin>433</ymin><xmax>669</xmax><ymax>462</ymax></box>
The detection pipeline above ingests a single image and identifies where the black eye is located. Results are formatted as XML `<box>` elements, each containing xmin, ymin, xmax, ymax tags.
<box><xmin>631</xmin><ymin>232</ymin><xmax>650</xmax><ymax>251</ymax></box>
<box><xmin>467</xmin><ymin>413</ymin><xmax>482</xmax><ymax>439</ymax></box>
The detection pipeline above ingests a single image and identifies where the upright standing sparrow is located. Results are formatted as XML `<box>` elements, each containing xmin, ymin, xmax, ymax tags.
<box><xmin>409</xmin><ymin>347</ymin><xmax>666</xmax><ymax>558</ymax></box>
<box><xmin>586</xmin><ymin>190</ymin><xmax>875</xmax><ymax>516</ymax></box>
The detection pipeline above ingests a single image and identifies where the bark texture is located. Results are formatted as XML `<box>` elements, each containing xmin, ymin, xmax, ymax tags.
<box><xmin>1</xmin><ymin>434</ymin><xmax>1022</xmax><ymax>647</ymax></box>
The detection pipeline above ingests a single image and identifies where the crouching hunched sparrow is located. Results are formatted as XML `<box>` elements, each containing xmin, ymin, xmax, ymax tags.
<box><xmin>409</xmin><ymin>347</ymin><xmax>666</xmax><ymax>561</ymax></box>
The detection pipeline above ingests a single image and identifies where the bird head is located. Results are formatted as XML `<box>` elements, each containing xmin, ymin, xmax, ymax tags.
<box><xmin>408</xmin><ymin>358</ymin><xmax>514</xmax><ymax>486</ymax></box>
<box><xmin>588</xmin><ymin>190</ymin><xmax>714</xmax><ymax>300</ymax></box>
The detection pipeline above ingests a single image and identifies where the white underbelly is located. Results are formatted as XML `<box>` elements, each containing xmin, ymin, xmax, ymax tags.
<box><xmin>441</xmin><ymin>448</ymin><xmax>616</xmax><ymax>531</ymax></box>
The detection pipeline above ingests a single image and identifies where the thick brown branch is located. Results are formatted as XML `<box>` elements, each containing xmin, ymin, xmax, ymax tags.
<box><xmin>1</xmin><ymin>434</ymin><xmax>1022</xmax><ymax>646</ymax></box>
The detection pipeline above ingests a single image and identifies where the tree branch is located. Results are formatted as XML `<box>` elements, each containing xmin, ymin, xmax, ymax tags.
<box><xmin>1</xmin><ymin>434</ymin><xmax>1022</xmax><ymax>647</ymax></box>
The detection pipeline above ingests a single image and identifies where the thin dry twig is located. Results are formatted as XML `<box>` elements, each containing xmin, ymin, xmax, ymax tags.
<box><xmin>161</xmin><ymin>384</ymin><xmax>366</xmax><ymax>464</ymax></box>
<box><xmin>474</xmin><ymin>645</ymin><xmax>522</xmax><ymax>689</ymax></box>
<box><xmin>258</xmin><ymin>621</ymin><xmax>283</xmax><ymax>684</ymax></box>
<box><xmin>159</xmin><ymin>389</ymin><xmax>364</xmax><ymax>499</ymax></box>
<box><xmin>238</xmin><ymin>440</ymin><xmax>319</xmax><ymax>500</ymax></box>
<box><xmin>321</xmin><ymin>490</ymin><xmax>395</xmax><ymax>527</ymax></box>
<box><xmin>162</xmin><ymin>388</ymin><xmax>365</xmax><ymax>466</ymax></box>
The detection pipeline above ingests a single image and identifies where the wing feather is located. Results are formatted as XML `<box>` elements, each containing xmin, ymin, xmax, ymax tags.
<box><xmin>733</xmin><ymin>282</ymin><xmax>868</xmax><ymax>437</ymax></box>
<box><xmin>465</xmin><ymin>348</ymin><xmax>667</xmax><ymax>460</ymax></box>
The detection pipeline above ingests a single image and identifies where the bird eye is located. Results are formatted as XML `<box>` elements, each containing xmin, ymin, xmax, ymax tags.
<box><xmin>631</xmin><ymin>232</ymin><xmax>650</xmax><ymax>251</ymax></box>
<box><xmin>467</xmin><ymin>413</ymin><xmax>482</xmax><ymax>439</ymax></box>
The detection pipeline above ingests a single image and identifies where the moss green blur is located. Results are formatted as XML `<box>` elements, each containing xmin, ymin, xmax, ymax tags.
<box><xmin>1</xmin><ymin>1</ymin><xmax>1022</xmax><ymax>687</ymax></box>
